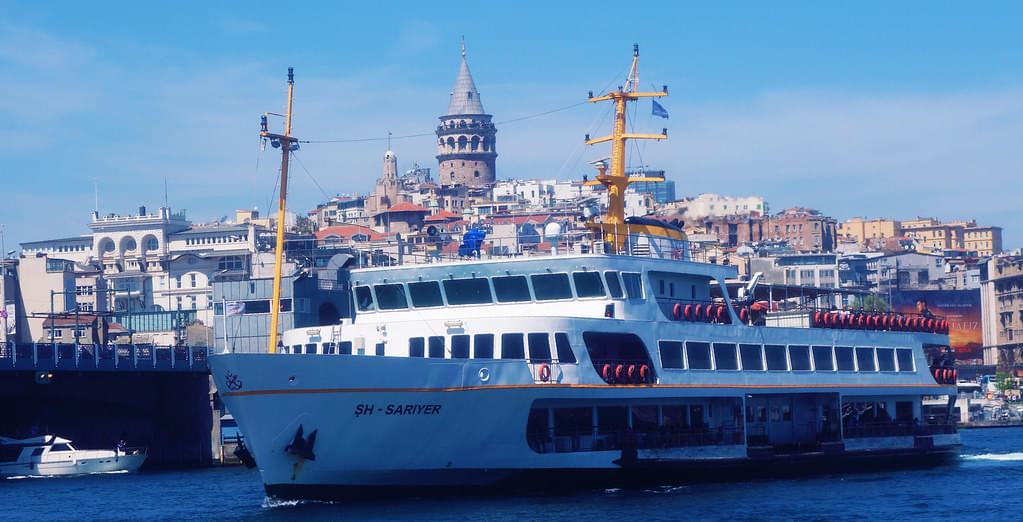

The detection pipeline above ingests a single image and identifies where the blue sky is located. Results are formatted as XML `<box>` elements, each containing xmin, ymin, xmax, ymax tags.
<box><xmin>2</xmin><ymin>2</ymin><xmax>1022</xmax><ymax>250</ymax></box>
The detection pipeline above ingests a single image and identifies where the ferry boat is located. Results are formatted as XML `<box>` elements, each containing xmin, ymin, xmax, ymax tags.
<box><xmin>209</xmin><ymin>47</ymin><xmax>960</xmax><ymax>500</ymax></box>
<box><xmin>0</xmin><ymin>434</ymin><xmax>147</xmax><ymax>478</ymax></box>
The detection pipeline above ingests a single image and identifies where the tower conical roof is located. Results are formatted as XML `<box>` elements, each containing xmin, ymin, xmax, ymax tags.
<box><xmin>446</xmin><ymin>56</ymin><xmax>486</xmax><ymax>115</ymax></box>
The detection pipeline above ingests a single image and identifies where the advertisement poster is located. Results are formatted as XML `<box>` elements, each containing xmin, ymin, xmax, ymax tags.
<box><xmin>890</xmin><ymin>289</ymin><xmax>982</xmax><ymax>363</ymax></box>
<box><xmin>3</xmin><ymin>303</ymin><xmax>13</xmax><ymax>335</ymax></box>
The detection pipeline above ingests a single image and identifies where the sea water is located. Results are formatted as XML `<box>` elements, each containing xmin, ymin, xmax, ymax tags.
<box><xmin>4</xmin><ymin>427</ymin><xmax>1021</xmax><ymax>521</ymax></box>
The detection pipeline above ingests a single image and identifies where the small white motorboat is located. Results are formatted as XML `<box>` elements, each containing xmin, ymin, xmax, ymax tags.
<box><xmin>0</xmin><ymin>434</ymin><xmax>147</xmax><ymax>478</ymax></box>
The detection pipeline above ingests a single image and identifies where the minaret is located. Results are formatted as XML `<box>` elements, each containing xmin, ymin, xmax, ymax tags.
<box><xmin>436</xmin><ymin>41</ymin><xmax>497</xmax><ymax>187</ymax></box>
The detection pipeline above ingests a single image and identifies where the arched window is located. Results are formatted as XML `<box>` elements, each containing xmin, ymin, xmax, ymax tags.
<box><xmin>474</xmin><ymin>171</ymin><xmax>480</xmax><ymax>178</ymax></box>
<box><xmin>470</xmin><ymin>136</ymin><xmax>479</xmax><ymax>151</ymax></box>
<box><xmin>481</xmin><ymin>137</ymin><xmax>489</xmax><ymax>151</ymax></box>
<box><xmin>446</xmin><ymin>137</ymin><xmax>455</xmax><ymax>149</ymax></box>
<box><xmin>457</xmin><ymin>136</ymin><xmax>467</xmax><ymax>150</ymax></box>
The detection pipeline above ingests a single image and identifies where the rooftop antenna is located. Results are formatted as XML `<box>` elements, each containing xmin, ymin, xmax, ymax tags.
<box><xmin>461</xmin><ymin>36</ymin><xmax>466</xmax><ymax>58</ymax></box>
<box><xmin>164</xmin><ymin>176</ymin><xmax>169</xmax><ymax>209</ymax></box>
<box><xmin>387</xmin><ymin>131</ymin><xmax>392</xmax><ymax>150</ymax></box>
<box><xmin>93</xmin><ymin>179</ymin><xmax>99</xmax><ymax>214</ymax></box>
<box><xmin>261</xmin><ymin>67</ymin><xmax>299</xmax><ymax>354</ymax></box>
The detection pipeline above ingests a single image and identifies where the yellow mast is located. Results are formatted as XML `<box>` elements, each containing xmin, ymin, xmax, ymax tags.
<box><xmin>261</xmin><ymin>68</ymin><xmax>298</xmax><ymax>354</ymax></box>
<box><xmin>584</xmin><ymin>44</ymin><xmax>673</xmax><ymax>252</ymax></box>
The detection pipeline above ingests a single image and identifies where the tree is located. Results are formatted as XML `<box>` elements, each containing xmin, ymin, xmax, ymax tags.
<box><xmin>295</xmin><ymin>216</ymin><xmax>316</xmax><ymax>235</ymax></box>
<box><xmin>851</xmin><ymin>294</ymin><xmax>889</xmax><ymax>312</ymax></box>
<box><xmin>994</xmin><ymin>373</ymin><xmax>1016</xmax><ymax>393</ymax></box>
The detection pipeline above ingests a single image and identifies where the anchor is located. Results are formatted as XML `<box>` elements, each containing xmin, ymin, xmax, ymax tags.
<box><xmin>284</xmin><ymin>424</ymin><xmax>317</xmax><ymax>461</ymax></box>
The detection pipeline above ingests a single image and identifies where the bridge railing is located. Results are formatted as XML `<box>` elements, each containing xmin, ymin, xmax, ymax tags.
<box><xmin>0</xmin><ymin>341</ymin><xmax>210</xmax><ymax>372</ymax></box>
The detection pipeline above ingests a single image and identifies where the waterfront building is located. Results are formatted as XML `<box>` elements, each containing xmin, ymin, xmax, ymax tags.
<box><xmin>901</xmin><ymin>217</ymin><xmax>1002</xmax><ymax>257</ymax></box>
<box><xmin>767</xmin><ymin>207</ymin><xmax>837</xmax><ymax>253</ymax></box>
<box><xmin>674</xmin><ymin>193</ymin><xmax>766</xmax><ymax>221</ymax></box>
<box><xmin>838</xmin><ymin>217</ymin><xmax>902</xmax><ymax>248</ymax></box>
<box><xmin>435</xmin><ymin>44</ymin><xmax>497</xmax><ymax>187</ymax></box>
<box><xmin>980</xmin><ymin>255</ymin><xmax>1023</xmax><ymax>368</ymax></box>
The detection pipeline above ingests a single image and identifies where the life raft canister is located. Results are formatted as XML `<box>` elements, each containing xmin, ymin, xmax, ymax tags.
<box><xmin>539</xmin><ymin>362</ymin><xmax>551</xmax><ymax>382</ymax></box>
<box><xmin>673</xmin><ymin>303</ymin><xmax>683</xmax><ymax>320</ymax></box>
<box><xmin>739</xmin><ymin>307</ymin><xmax>749</xmax><ymax>323</ymax></box>
<box><xmin>813</xmin><ymin>311</ymin><xmax>824</xmax><ymax>327</ymax></box>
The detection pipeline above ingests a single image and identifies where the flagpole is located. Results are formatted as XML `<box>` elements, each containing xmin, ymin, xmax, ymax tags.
<box><xmin>222</xmin><ymin>298</ymin><xmax>229</xmax><ymax>353</ymax></box>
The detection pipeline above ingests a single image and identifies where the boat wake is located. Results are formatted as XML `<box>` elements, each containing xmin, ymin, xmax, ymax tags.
<box><xmin>962</xmin><ymin>452</ymin><xmax>1023</xmax><ymax>462</ymax></box>
<box><xmin>261</xmin><ymin>496</ymin><xmax>335</xmax><ymax>509</ymax></box>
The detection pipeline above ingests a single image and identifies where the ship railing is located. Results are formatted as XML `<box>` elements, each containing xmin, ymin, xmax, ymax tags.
<box><xmin>321</xmin><ymin>229</ymin><xmax>717</xmax><ymax>268</ymax></box>
<box><xmin>676</xmin><ymin>299</ymin><xmax>951</xmax><ymax>333</ymax></box>
<box><xmin>529</xmin><ymin>425</ymin><xmax>745</xmax><ymax>454</ymax></box>
<box><xmin>843</xmin><ymin>420</ymin><xmax>956</xmax><ymax>439</ymax></box>
<box><xmin>0</xmin><ymin>341</ymin><xmax>209</xmax><ymax>372</ymax></box>
<box><xmin>527</xmin><ymin>360</ymin><xmax>560</xmax><ymax>384</ymax></box>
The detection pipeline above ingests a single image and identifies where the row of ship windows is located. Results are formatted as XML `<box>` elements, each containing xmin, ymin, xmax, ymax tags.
<box><xmin>287</xmin><ymin>332</ymin><xmax>578</xmax><ymax>363</ymax></box>
<box><xmin>658</xmin><ymin>342</ymin><xmax>915</xmax><ymax>373</ymax></box>
<box><xmin>355</xmin><ymin>271</ymin><xmax>645</xmax><ymax>311</ymax></box>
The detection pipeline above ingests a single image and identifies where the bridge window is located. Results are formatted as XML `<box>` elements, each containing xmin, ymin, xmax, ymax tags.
<box><xmin>501</xmin><ymin>333</ymin><xmax>525</xmax><ymax>359</ymax></box>
<box><xmin>896</xmin><ymin>348</ymin><xmax>914</xmax><ymax>372</ymax></box>
<box><xmin>492</xmin><ymin>275</ymin><xmax>531</xmax><ymax>302</ymax></box>
<box><xmin>740</xmin><ymin>344</ymin><xmax>763</xmax><ymax>371</ymax></box>
<box><xmin>554</xmin><ymin>333</ymin><xmax>576</xmax><ymax>363</ymax></box>
<box><xmin>442</xmin><ymin>278</ymin><xmax>493</xmax><ymax>305</ymax></box>
<box><xmin>374</xmin><ymin>284</ymin><xmax>408</xmax><ymax>310</ymax></box>
<box><xmin>789</xmin><ymin>345</ymin><xmax>811</xmax><ymax>371</ymax></box>
<box><xmin>451</xmin><ymin>335</ymin><xmax>470</xmax><ymax>359</ymax></box>
<box><xmin>765</xmin><ymin>344</ymin><xmax>788</xmax><ymax>371</ymax></box>
<box><xmin>572</xmin><ymin>272</ymin><xmax>605</xmax><ymax>298</ymax></box>
<box><xmin>877</xmin><ymin>348</ymin><xmax>896</xmax><ymax>372</ymax></box>
<box><xmin>685</xmin><ymin>341</ymin><xmax>711</xmax><ymax>370</ymax></box>
<box><xmin>713</xmin><ymin>343</ymin><xmax>738</xmax><ymax>370</ymax></box>
<box><xmin>812</xmin><ymin>346</ymin><xmax>834</xmax><ymax>371</ymax></box>
<box><xmin>531</xmin><ymin>273</ymin><xmax>572</xmax><ymax>300</ymax></box>
<box><xmin>428</xmin><ymin>336</ymin><xmax>445</xmax><ymax>358</ymax></box>
<box><xmin>473</xmin><ymin>334</ymin><xmax>494</xmax><ymax>359</ymax></box>
<box><xmin>835</xmin><ymin>346</ymin><xmax>855</xmax><ymax>371</ymax></box>
<box><xmin>856</xmin><ymin>347</ymin><xmax>876</xmax><ymax>372</ymax></box>
<box><xmin>659</xmin><ymin>340</ymin><xmax>683</xmax><ymax>369</ymax></box>
<box><xmin>408</xmin><ymin>281</ymin><xmax>444</xmax><ymax>307</ymax></box>
<box><xmin>355</xmin><ymin>286</ymin><xmax>375</xmax><ymax>311</ymax></box>
<box><xmin>527</xmin><ymin>333</ymin><xmax>552</xmax><ymax>363</ymax></box>
<box><xmin>409</xmin><ymin>337</ymin><xmax>425</xmax><ymax>358</ymax></box>
<box><xmin>622</xmin><ymin>272</ymin><xmax>643</xmax><ymax>299</ymax></box>
<box><xmin>604</xmin><ymin>271</ymin><xmax>624</xmax><ymax>298</ymax></box>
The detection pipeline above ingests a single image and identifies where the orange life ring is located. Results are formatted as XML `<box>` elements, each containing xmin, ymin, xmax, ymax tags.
<box><xmin>694</xmin><ymin>304</ymin><xmax>704</xmax><ymax>321</ymax></box>
<box><xmin>602</xmin><ymin>363</ymin><xmax>612</xmax><ymax>382</ymax></box>
<box><xmin>640</xmin><ymin>364</ymin><xmax>650</xmax><ymax>382</ymax></box>
<box><xmin>684</xmin><ymin>304</ymin><xmax>694</xmax><ymax>321</ymax></box>
<box><xmin>615</xmin><ymin>364</ymin><xmax>625</xmax><ymax>381</ymax></box>
<box><xmin>739</xmin><ymin>308</ymin><xmax>749</xmax><ymax>323</ymax></box>
<box><xmin>627</xmin><ymin>364</ymin><xmax>637</xmax><ymax>382</ymax></box>
<box><xmin>539</xmin><ymin>362</ymin><xmax>551</xmax><ymax>382</ymax></box>
<box><xmin>673</xmin><ymin>303</ymin><xmax>683</xmax><ymax>320</ymax></box>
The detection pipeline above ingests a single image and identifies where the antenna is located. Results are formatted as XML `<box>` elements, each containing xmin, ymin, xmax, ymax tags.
<box><xmin>164</xmin><ymin>177</ymin><xmax>169</xmax><ymax>209</ymax></box>
<box><xmin>93</xmin><ymin>179</ymin><xmax>99</xmax><ymax>214</ymax></box>
<box><xmin>388</xmin><ymin>131</ymin><xmax>392</xmax><ymax>150</ymax></box>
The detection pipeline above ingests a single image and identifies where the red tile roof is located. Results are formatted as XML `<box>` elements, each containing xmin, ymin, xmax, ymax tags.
<box><xmin>424</xmin><ymin>210</ymin><xmax>462</xmax><ymax>223</ymax></box>
<box><xmin>382</xmin><ymin>203</ymin><xmax>429</xmax><ymax>213</ymax></box>
<box><xmin>316</xmin><ymin>225</ymin><xmax>387</xmax><ymax>241</ymax></box>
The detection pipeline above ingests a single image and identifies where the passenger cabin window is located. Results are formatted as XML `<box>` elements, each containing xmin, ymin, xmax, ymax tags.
<box><xmin>835</xmin><ymin>346</ymin><xmax>854</xmax><ymax>371</ymax></box>
<box><xmin>621</xmin><ymin>272</ymin><xmax>643</xmax><ymax>299</ymax></box>
<box><xmin>765</xmin><ymin>344</ymin><xmax>787</xmax><ymax>371</ymax></box>
<box><xmin>355</xmin><ymin>286</ymin><xmax>375</xmax><ymax>311</ymax></box>
<box><xmin>305</xmin><ymin>343</ymin><xmax>318</xmax><ymax>354</ymax></box>
<box><xmin>474</xmin><ymin>334</ymin><xmax>494</xmax><ymax>359</ymax></box>
<box><xmin>290</xmin><ymin>345</ymin><xmax>300</xmax><ymax>354</ymax></box>
<box><xmin>604</xmin><ymin>271</ymin><xmax>624</xmax><ymax>298</ymax></box>
<box><xmin>739</xmin><ymin>344</ymin><xmax>763</xmax><ymax>371</ymax></box>
<box><xmin>856</xmin><ymin>347</ymin><xmax>876</xmax><ymax>372</ymax></box>
<box><xmin>572</xmin><ymin>271</ymin><xmax>605</xmax><ymax>298</ymax></box>
<box><xmin>443</xmin><ymin>278</ymin><xmax>492</xmax><ymax>305</ymax></box>
<box><xmin>428</xmin><ymin>336</ymin><xmax>445</xmax><ymax>358</ymax></box>
<box><xmin>713</xmin><ymin>343</ymin><xmax>738</xmax><ymax>370</ymax></box>
<box><xmin>896</xmin><ymin>348</ymin><xmax>914</xmax><ymax>372</ymax></box>
<box><xmin>51</xmin><ymin>444</ymin><xmax>71</xmax><ymax>452</ymax></box>
<box><xmin>408</xmin><ymin>281</ymin><xmax>444</xmax><ymax>307</ymax></box>
<box><xmin>451</xmin><ymin>335</ymin><xmax>470</xmax><ymax>359</ymax></box>
<box><xmin>659</xmin><ymin>341</ymin><xmax>684</xmax><ymax>369</ymax></box>
<box><xmin>554</xmin><ymin>333</ymin><xmax>576</xmax><ymax>363</ymax></box>
<box><xmin>877</xmin><ymin>348</ymin><xmax>896</xmax><ymax>372</ymax></box>
<box><xmin>322</xmin><ymin>342</ymin><xmax>335</xmax><ymax>354</ymax></box>
<box><xmin>527</xmin><ymin>333</ymin><xmax>552</xmax><ymax>362</ymax></box>
<box><xmin>409</xmin><ymin>337</ymin><xmax>425</xmax><ymax>358</ymax></box>
<box><xmin>492</xmin><ymin>275</ymin><xmax>531</xmax><ymax>302</ymax></box>
<box><xmin>375</xmin><ymin>342</ymin><xmax>385</xmax><ymax>356</ymax></box>
<box><xmin>501</xmin><ymin>333</ymin><xmax>525</xmax><ymax>359</ymax></box>
<box><xmin>686</xmin><ymin>341</ymin><xmax>712</xmax><ymax>370</ymax></box>
<box><xmin>374</xmin><ymin>283</ymin><xmax>408</xmax><ymax>310</ymax></box>
<box><xmin>531</xmin><ymin>273</ymin><xmax>572</xmax><ymax>300</ymax></box>
<box><xmin>812</xmin><ymin>346</ymin><xmax>834</xmax><ymax>371</ymax></box>
<box><xmin>339</xmin><ymin>341</ymin><xmax>353</xmax><ymax>355</ymax></box>
<box><xmin>789</xmin><ymin>345</ymin><xmax>811</xmax><ymax>371</ymax></box>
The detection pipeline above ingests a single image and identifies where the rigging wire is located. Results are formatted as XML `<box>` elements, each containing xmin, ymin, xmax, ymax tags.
<box><xmin>291</xmin><ymin>152</ymin><xmax>332</xmax><ymax>201</ymax></box>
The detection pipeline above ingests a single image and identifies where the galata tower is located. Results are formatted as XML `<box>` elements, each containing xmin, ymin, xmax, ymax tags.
<box><xmin>436</xmin><ymin>43</ymin><xmax>496</xmax><ymax>187</ymax></box>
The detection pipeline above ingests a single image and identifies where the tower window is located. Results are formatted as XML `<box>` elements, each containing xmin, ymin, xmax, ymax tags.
<box><xmin>474</xmin><ymin>171</ymin><xmax>480</xmax><ymax>177</ymax></box>
<box><xmin>450</xmin><ymin>173</ymin><xmax>455</xmax><ymax>180</ymax></box>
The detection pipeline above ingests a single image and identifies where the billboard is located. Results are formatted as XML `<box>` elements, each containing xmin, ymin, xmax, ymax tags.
<box><xmin>890</xmin><ymin>289</ymin><xmax>982</xmax><ymax>363</ymax></box>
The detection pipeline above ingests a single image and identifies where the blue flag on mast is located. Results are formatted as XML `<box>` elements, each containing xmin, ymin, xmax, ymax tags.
<box><xmin>652</xmin><ymin>100</ymin><xmax>669</xmax><ymax>119</ymax></box>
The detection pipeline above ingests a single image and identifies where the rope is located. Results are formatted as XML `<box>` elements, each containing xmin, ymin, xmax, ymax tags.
<box><xmin>291</xmin><ymin>152</ymin><xmax>332</xmax><ymax>201</ymax></box>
